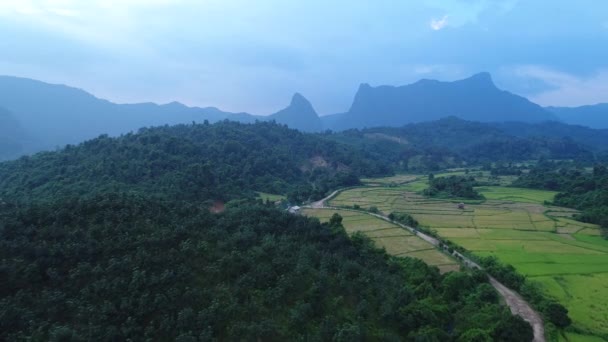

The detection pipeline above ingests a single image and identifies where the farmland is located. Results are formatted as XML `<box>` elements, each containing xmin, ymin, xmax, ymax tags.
<box><xmin>328</xmin><ymin>173</ymin><xmax>608</xmax><ymax>340</ymax></box>
<box><xmin>302</xmin><ymin>208</ymin><xmax>460</xmax><ymax>273</ymax></box>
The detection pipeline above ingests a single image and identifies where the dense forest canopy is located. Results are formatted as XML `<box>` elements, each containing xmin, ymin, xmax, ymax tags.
<box><xmin>0</xmin><ymin>121</ymin><xmax>392</xmax><ymax>205</ymax></box>
<box><xmin>424</xmin><ymin>175</ymin><xmax>484</xmax><ymax>200</ymax></box>
<box><xmin>0</xmin><ymin>119</ymin><xmax>539</xmax><ymax>340</ymax></box>
<box><xmin>0</xmin><ymin>194</ymin><xmax>533</xmax><ymax>341</ymax></box>
<box><xmin>324</xmin><ymin>117</ymin><xmax>599</xmax><ymax>172</ymax></box>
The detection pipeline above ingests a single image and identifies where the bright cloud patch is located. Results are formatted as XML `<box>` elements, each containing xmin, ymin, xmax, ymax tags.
<box><xmin>514</xmin><ymin>65</ymin><xmax>608</xmax><ymax>107</ymax></box>
<box><xmin>430</xmin><ymin>15</ymin><xmax>449</xmax><ymax>30</ymax></box>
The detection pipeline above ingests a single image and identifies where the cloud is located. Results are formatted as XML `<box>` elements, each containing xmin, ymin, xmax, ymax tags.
<box><xmin>512</xmin><ymin>65</ymin><xmax>608</xmax><ymax>106</ymax></box>
<box><xmin>0</xmin><ymin>0</ymin><xmax>607</xmax><ymax>114</ymax></box>
<box><xmin>46</xmin><ymin>8</ymin><xmax>80</xmax><ymax>17</ymax></box>
<box><xmin>430</xmin><ymin>15</ymin><xmax>449</xmax><ymax>30</ymax></box>
<box><xmin>424</xmin><ymin>0</ymin><xmax>518</xmax><ymax>27</ymax></box>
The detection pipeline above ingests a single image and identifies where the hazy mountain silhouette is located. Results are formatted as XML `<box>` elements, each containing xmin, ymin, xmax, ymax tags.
<box><xmin>0</xmin><ymin>76</ymin><xmax>326</xmax><ymax>159</ymax></box>
<box><xmin>547</xmin><ymin>104</ymin><xmax>608</xmax><ymax>129</ymax></box>
<box><xmin>0</xmin><ymin>106</ymin><xmax>29</xmax><ymax>160</ymax></box>
<box><xmin>0</xmin><ymin>76</ymin><xmax>245</xmax><ymax>151</ymax></box>
<box><xmin>6</xmin><ymin>73</ymin><xmax>605</xmax><ymax>161</ymax></box>
<box><xmin>326</xmin><ymin>72</ymin><xmax>557</xmax><ymax>130</ymax></box>
<box><xmin>268</xmin><ymin>93</ymin><xmax>322</xmax><ymax>132</ymax></box>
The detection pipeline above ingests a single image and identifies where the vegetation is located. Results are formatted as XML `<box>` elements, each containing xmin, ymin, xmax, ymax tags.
<box><xmin>326</xmin><ymin>117</ymin><xmax>597</xmax><ymax>172</ymax></box>
<box><xmin>0</xmin><ymin>195</ymin><xmax>534</xmax><ymax>341</ymax></box>
<box><xmin>389</xmin><ymin>212</ymin><xmax>419</xmax><ymax>228</ymax></box>
<box><xmin>329</xmin><ymin>180</ymin><xmax>608</xmax><ymax>338</ymax></box>
<box><xmin>0</xmin><ymin>121</ymin><xmax>392</xmax><ymax>205</ymax></box>
<box><xmin>304</xmin><ymin>208</ymin><xmax>459</xmax><ymax>273</ymax></box>
<box><xmin>477</xmin><ymin>256</ymin><xmax>572</xmax><ymax>330</ymax></box>
<box><xmin>514</xmin><ymin>161</ymin><xmax>608</xmax><ymax>231</ymax></box>
<box><xmin>0</xmin><ymin>122</ymin><xmax>539</xmax><ymax>341</ymax></box>
<box><xmin>424</xmin><ymin>175</ymin><xmax>484</xmax><ymax>199</ymax></box>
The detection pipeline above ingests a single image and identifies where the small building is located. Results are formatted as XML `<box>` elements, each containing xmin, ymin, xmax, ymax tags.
<box><xmin>457</xmin><ymin>203</ymin><xmax>465</xmax><ymax>210</ymax></box>
<box><xmin>288</xmin><ymin>206</ymin><xmax>301</xmax><ymax>214</ymax></box>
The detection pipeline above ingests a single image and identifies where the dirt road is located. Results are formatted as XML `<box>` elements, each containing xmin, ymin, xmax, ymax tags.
<box><xmin>490</xmin><ymin>277</ymin><xmax>545</xmax><ymax>342</ymax></box>
<box><xmin>309</xmin><ymin>190</ymin><xmax>340</xmax><ymax>208</ymax></box>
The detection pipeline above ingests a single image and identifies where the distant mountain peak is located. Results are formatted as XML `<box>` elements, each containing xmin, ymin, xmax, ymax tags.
<box><xmin>333</xmin><ymin>72</ymin><xmax>555</xmax><ymax>130</ymax></box>
<box><xmin>269</xmin><ymin>93</ymin><xmax>322</xmax><ymax>132</ymax></box>
<box><xmin>290</xmin><ymin>92</ymin><xmax>312</xmax><ymax>108</ymax></box>
<box><xmin>358</xmin><ymin>83</ymin><xmax>372</xmax><ymax>90</ymax></box>
<box><xmin>460</xmin><ymin>72</ymin><xmax>495</xmax><ymax>87</ymax></box>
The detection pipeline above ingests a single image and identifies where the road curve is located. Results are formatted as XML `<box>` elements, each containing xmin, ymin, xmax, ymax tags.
<box><xmin>305</xmin><ymin>188</ymin><xmax>545</xmax><ymax>342</ymax></box>
<box><xmin>309</xmin><ymin>190</ymin><xmax>340</xmax><ymax>208</ymax></box>
<box><xmin>490</xmin><ymin>277</ymin><xmax>545</xmax><ymax>342</ymax></box>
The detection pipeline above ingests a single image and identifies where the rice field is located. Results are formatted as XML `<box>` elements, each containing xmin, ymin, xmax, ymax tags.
<box><xmin>301</xmin><ymin>208</ymin><xmax>459</xmax><ymax>273</ymax></box>
<box><xmin>327</xmin><ymin>176</ymin><xmax>608</xmax><ymax>338</ymax></box>
<box><xmin>476</xmin><ymin>186</ymin><xmax>557</xmax><ymax>204</ymax></box>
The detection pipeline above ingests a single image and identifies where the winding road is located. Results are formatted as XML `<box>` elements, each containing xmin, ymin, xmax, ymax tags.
<box><xmin>305</xmin><ymin>189</ymin><xmax>545</xmax><ymax>342</ymax></box>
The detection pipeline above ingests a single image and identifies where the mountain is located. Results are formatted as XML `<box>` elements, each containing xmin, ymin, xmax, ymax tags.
<box><xmin>547</xmin><ymin>103</ymin><xmax>608</xmax><ymax>128</ymax></box>
<box><xmin>0</xmin><ymin>76</ymin><xmax>325</xmax><ymax>160</ymax></box>
<box><xmin>0</xmin><ymin>119</ymin><xmax>533</xmax><ymax>341</ymax></box>
<box><xmin>0</xmin><ymin>76</ymin><xmax>247</xmax><ymax>155</ymax></box>
<box><xmin>327</xmin><ymin>73</ymin><xmax>557</xmax><ymax>130</ymax></box>
<box><xmin>268</xmin><ymin>93</ymin><xmax>322</xmax><ymax>132</ymax></box>
<box><xmin>0</xmin><ymin>107</ymin><xmax>29</xmax><ymax>160</ymax></box>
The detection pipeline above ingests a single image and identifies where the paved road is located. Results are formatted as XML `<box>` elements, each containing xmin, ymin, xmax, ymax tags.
<box><xmin>305</xmin><ymin>188</ymin><xmax>545</xmax><ymax>342</ymax></box>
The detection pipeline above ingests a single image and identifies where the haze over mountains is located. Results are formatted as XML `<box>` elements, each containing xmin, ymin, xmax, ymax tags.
<box><xmin>323</xmin><ymin>72</ymin><xmax>557</xmax><ymax>129</ymax></box>
<box><xmin>546</xmin><ymin>104</ymin><xmax>608</xmax><ymax>129</ymax></box>
<box><xmin>1</xmin><ymin>72</ymin><xmax>607</xmax><ymax>160</ymax></box>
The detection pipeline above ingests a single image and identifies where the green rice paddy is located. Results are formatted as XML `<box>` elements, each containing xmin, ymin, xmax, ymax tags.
<box><xmin>327</xmin><ymin>173</ymin><xmax>608</xmax><ymax>339</ymax></box>
<box><xmin>302</xmin><ymin>208</ymin><xmax>459</xmax><ymax>273</ymax></box>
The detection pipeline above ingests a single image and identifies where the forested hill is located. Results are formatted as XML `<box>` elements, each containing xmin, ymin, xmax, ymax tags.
<box><xmin>0</xmin><ymin>195</ymin><xmax>533</xmax><ymax>341</ymax></box>
<box><xmin>0</xmin><ymin>121</ymin><xmax>391</xmax><ymax>204</ymax></box>
<box><xmin>0</xmin><ymin>119</ymin><xmax>535</xmax><ymax>341</ymax></box>
<box><xmin>326</xmin><ymin>117</ymin><xmax>596</xmax><ymax>171</ymax></box>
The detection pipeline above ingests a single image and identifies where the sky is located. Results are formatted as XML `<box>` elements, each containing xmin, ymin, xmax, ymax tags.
<box><xmin>0</xmin><ymin>0</ymin><xmax>607</xmax><ymax>114</ymax></box>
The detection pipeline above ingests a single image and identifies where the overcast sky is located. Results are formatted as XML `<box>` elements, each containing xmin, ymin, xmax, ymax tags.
<box><xmin>1</xmin><ymin>0</ymin><xmax>607</xmax><ymax>114</ymax></box>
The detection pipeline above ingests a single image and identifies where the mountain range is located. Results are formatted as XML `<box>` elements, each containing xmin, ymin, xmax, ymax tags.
<box><xmin>323</xmin><ymin>72</ymin><xmax>557</xmax><ymax>129</ymax></box>
<box><xmin>546</xmin><ymin>104</ymin><xmax>608</xmax><ymax>129</ymax></box>
<box><xmin>1</xmin><ymin>73</ymin><xmax>607</xmax><ymax>160</ymax></box>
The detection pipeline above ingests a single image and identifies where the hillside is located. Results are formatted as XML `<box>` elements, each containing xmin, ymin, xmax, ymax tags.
<box><xmin>547</xmin><ymin>103</ymin><xmax>608</xmax><ymax>129</ymax></box>
<box><xmin>327</xmin><ymin>73</ymin><xmax>557</xmax><ymax>130</ymax></box>
<box><xmin>0</xmin><ymin>194</ymin><xmax>534</xmax><ymax>341</ymax></box>
<box><xmin>0</xmin><ymin>121</ymin><xmax>392</xmax><ymax>204</ymax></box>
<box><xmin>326</xmin><ymin>117</ymin><xmax>595</xmax><ymax>170</ymax></box>
<box><xmin>0</xmin><ymin>107</ymin><xmax>28</xmax><ymax>160</ymax></box>
<box><xmin>0</xmin><ymin>120</ymin><xmax>535</xmax><ymax>341</ymax></box>
<box><xmin>492</xmin><ymin>121</ymin><xmax>608</xmax><ymax>151</ymax></box>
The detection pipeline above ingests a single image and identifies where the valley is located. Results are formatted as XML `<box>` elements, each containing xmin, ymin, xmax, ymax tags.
<box><xmin>3</xmin><ymin>2</ymin><xmax>608</xmax><ymax>341</ymax></box>
<box><xmin>303</xmin><ymin>171</ymin><xmax>608</xmax><ymax>341</ymax></box>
